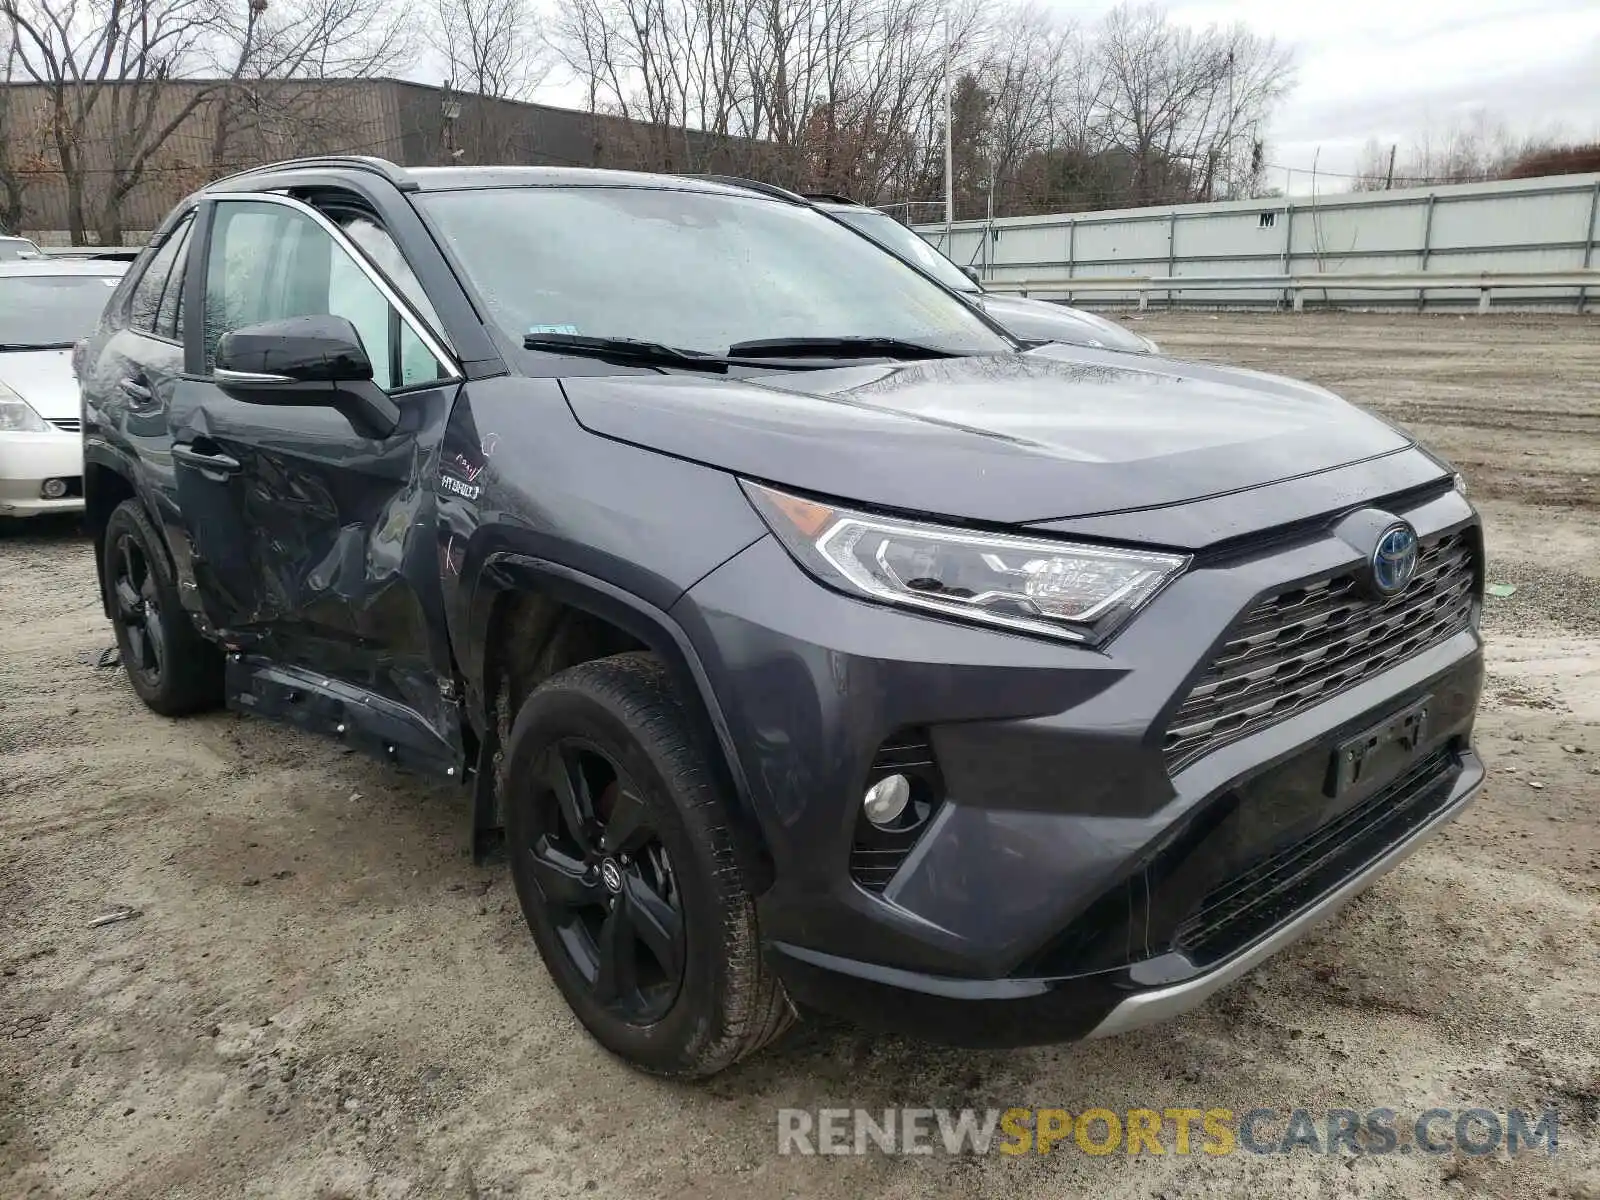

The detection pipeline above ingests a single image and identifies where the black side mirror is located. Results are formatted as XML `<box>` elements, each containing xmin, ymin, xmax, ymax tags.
<box><xmin>213</xmin><ymin>315</ymin><xmax>398</xmax><ymax>437</ymax></box>
<box><xmin>215</xmin><ymin>314</ymin><xmax>374</xmax><ymax>383</ymax></box>
<box><xmin>962</xmin><ymin>266</ymin><xmax>983</xmax><ymax>287</ymax></box>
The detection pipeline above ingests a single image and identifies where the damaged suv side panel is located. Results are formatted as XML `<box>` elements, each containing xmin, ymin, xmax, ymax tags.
<box><xmin>86</xmin><ymin>190</ymin><xmax>470</xmax><ymax>775</ymax></box>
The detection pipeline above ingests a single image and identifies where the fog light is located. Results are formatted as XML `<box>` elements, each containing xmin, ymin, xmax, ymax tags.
<box><xmin>862</xmin><ymin>774</ymin><xmax>911</xmax><ymax>827</ymax></box>
<box><xmin>40</xmin><ymin>477</ymin><xmax>67</xmax><ymax>499</ymax></box>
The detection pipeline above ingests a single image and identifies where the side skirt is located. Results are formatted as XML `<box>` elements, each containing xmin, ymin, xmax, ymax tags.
<box><xmin>226</xmin><ymin>655</ymin><xmax>465</xmax><ymax>782</ymax></box>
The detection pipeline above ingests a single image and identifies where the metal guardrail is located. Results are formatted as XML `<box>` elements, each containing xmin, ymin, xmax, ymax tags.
<box><xmin>984</xmin><ymin>270</ymin><xmax>1600</xmax><ymax>313</ymax></box>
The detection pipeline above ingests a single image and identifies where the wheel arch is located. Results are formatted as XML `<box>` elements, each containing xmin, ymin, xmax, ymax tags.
<box><xmin>474</xmin><ymin>553</ymin><xmax>775</xmax><ymax>896</ymax></box>
<box><xmin>83</xmin><ymin>446</ymin><xmax>159</xmax><ymax>620</ymax></box>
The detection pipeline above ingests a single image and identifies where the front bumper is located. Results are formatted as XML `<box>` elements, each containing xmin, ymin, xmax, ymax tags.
<box><xmin>0</xmin><ymin>430</ymin><xmax>83</xmax><ymax>516</ymax></box>
<box><xmin>674</xmin><ymin>476</ymin><xmax>1484</xmax><ymax>1044</ymax></box>
<box><xmin>768</xmin><ymin>747</ymin><xmax>1481</xmax><ymax>1046</ymax></box>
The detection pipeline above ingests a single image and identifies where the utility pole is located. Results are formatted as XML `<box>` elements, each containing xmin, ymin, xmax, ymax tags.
<box><xmin>441</xmin><ymin>80</ymin><xmax>462</xmax><ymax>165</ymax></box>
<box><xmin>983</xmin><ymin>171</ymin><xmax>995</xmax><ymax>279</ymax></box>
<box><xmin>1384</xmin><ymin>143</ymin><xmax>1397</xmax><ymax>190</ymax></box>
<box><xmin>1221</xmin><ymin>48</ymin><xmax>1234</xmax><ymax>201</ymax></box>
<box><xmin>943</xmin><ymin>8</ymin><xmax>953</xmax><ymax>246</ymax></box>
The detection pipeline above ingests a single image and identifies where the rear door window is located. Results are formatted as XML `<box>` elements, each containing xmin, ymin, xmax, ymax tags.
<box><xmin>127</xmin><ymin>215</ymin><xmax>193</xmax><ymax>338</ymax></box>
<box><xmin>154</xmin><ymin>220</ymin><xmax>194</xmax><ymax>340</ymax></box>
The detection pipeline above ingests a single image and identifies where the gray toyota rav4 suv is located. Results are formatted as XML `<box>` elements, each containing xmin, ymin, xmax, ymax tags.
<box><xmin>78</xmin><ymin>157</ymin><xmax>1485</xmax><ymax>1077</ymax></box>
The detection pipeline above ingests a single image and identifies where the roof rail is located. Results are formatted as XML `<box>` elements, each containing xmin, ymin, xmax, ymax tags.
<box><xmin>209</xmin><ymin>155</ymin><xmax>417</xmax><ymax>192</ymax></box>
<box><xmin>687</xmin><ymin>174</ymin><xmax>809</xmax><ymax>204</ymax></box>
<box><xmin>800</xmin><ymin>192</ymin><xmax>861</xmax><ymax>206</ymax></box>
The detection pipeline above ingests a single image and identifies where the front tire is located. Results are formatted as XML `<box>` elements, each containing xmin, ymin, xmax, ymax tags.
<box><xmin>103</xmin><ymin>499</ymin><xmax>223</xmax><ymax>716</ymax></box>
<box><xmin>502</xmin><ymin>652</ymin><xmax>792</xmax><ymax>1077</ymax></box>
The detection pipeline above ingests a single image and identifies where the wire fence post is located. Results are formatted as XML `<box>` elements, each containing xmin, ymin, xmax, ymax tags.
<box><xmin>1281</xmin><ymin>204</ymin><xmax>1294</xmax><ymax>311</ymax></box>
<box><xmin>1166</xmin><ymin>210</ymin><xmax>1177</xmax><ymax>309</ymax></box>
<box><xmin>1580</xmin><ymin>180</ymin><xmax>1599</xmax><ymax>314</ymax></box>
<box><xmin>1417</xmin><ymin>193</ymin><xmax>1437</xmax><ymax>312</ymax></box>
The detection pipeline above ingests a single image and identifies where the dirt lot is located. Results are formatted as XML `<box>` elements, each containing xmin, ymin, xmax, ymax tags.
<box><xmin>3</xmin><ymin>312</ymin><xmax>1598</xmax><ymax>1199</ymax></box>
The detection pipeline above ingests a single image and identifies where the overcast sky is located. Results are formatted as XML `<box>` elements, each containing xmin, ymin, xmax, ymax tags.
<box><xmin>1069</xmin><ymin>0</ymin><xmax>1600</xmax><ymax>192</ymax></box>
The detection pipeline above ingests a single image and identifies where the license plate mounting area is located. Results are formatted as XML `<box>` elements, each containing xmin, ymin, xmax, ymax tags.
<box><xmin>1328</xmin><ymin>696</ymin><xmax>1430</xmax><ymax>798</ymax></box>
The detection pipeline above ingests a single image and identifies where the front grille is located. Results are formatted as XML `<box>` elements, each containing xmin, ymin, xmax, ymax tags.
<box><xmin>48</xmin><ymin>417</ymin><xmax>81</xmax><ymax>433</ymax></box>
<box><xmin>1174</xmin><ymin>746</ymin><xmax>1458</xmax><ymax>962</ymax></box>
<box><xmin>849</xmin><ymin>731</ymin><xmax>938</xmax><ymax>893</ymax></box>
<box><xmin>1164</xmin><ymin>532</ymin><xmax>1475</xmax><ymax>772</ymax></box>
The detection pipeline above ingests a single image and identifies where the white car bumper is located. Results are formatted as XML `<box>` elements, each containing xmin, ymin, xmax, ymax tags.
<box><xmin>0</xmin><ymin>428</ymin><xmax>84</xmax><ymax>517</ymax></box>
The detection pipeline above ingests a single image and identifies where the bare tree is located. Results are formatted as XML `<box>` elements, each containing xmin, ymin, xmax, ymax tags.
<box><xmin>435</xmin><ymin>0</ymin><xmax>530</xmax><ymax>99</ymax></box>
<box><xmin>429</xmin><ymin>0</ymin><xmax>548</xmax><ymax>162</ymax></box>
<box><xmin>1</xmin><ymin>0</ymin><xmax>225</xmax><ymax>243</ymax></box>
<box><xmin>1094</xmin><ymin>4</ymin><xmax>1291</xmax><ymax>206</ymax></box>
<box><xmin>967</xmin><ymin>5</ymin><xmax>1071</xmax><ymax>215</ymax></box>
<box><xmin>0</xmin><ymin>0</ymin><xmax>410</xmax><ymax>243</ymax></box>
<box><xmin>552</xmin><ymin>0</ymin><xmax>1295</xmax><ymax>215</ymax></box>
<box><xmin>551</xmin><ymin>0</ymin><xmax>980</xmax><ymax>193</ymax></box>
<box><xmin>1352</xmin><ymin>110</ymin><xmax>1575</xmax><ymax>190</ymax></box>
<box><xmin>553</xmin><ymin>0</ymin><xmax>771</xmax><ymax>171</ymax></box>
<box><xmin>0</xmin><ymin>37</ymin><xmax>37</xmax><ymax>232</ymax></box>
<box><xmin>206</xmin><ymin>0</ymin><xmax>413</xmax><ymax>174</ymax></box>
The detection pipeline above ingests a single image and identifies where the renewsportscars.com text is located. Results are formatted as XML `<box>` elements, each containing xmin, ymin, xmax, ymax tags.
<box><xmin>776</xmin><ymin>1106</ymin><xmax>1561</xmax><ymax>1157</ymax></box>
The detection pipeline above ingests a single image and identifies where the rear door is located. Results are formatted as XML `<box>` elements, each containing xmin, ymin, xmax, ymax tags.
<box><xmin>82</xmin><ymin>212</ymin><xmax>198</xmax><ymax>590</ymax></box>
<box><xmin>167</xmin><ymin>191</ymin><xmax>465</xmax><ymax>771</ymax></box>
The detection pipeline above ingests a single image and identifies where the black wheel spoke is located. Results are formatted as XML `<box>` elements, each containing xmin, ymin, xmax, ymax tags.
<box><xmin>525</xmin><ymin>840</ymin><xmax>606</xmax><ymax>909</ymax></box>
<box><xmin>517</xmin><ymin>734</ymin><xmax>686</xmax><ymax>1025</ymax></box>
<box><xmin>114</xmin><ymin>578</ymin><xmax>142</xmax><ymax>619</ymax></box>
<box><xmin>142</xmin><ymin>607</ymin><xmax>165</xmax><ymax>672</ymax></box>
<box><xmin>545</xmin><ymin>746</ymin><xmax>596</xmax><ymax>854</ymax></box>
<box><xmin>599</xmin><ymin>785</ymin><xmax>651</xmax><ymax>855</ymax></box>
<box><xmin>621</xmin><ymin>874</ymin><xmax>683</xmax><ymax>981</ymax></box>
<box><xmin>592</xmin><ymin>905</ymin><xmax>638</xmax><ymax>1005</ymax></box>
<box><xmin>125</xmin><ymin>623</ymin><xmax>148</xmax><ymax>670</ymax></box>
<box><xmin>119</xmin><ymin>540</ymin><xmax>139</xmax><ymax>593</ymax></box>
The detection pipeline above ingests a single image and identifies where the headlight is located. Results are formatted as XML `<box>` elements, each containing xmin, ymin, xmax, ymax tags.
<box><xmin>0</xmin><ymin>384</ymin><xmax>51</xmax><ymax>433</ymax></box>
<box><xmin>744</xmin><ymin>482</ymin><xmax>1188</xmax><ymax>645</ymax></box>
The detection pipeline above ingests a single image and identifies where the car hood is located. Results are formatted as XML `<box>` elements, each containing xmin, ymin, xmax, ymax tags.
<box><xmin>561</xmin><ymin>347</ymin><xmax>1412</xmax><ymax>526</ymax></box>
<box><xmin>977</xmin><ymin>294</ymin><xmax>1153</xmax><ymax>353</ymax></box>
<box><xmin>0</xmin><ymin>348</ymin><xmax>78</xmax><ymax>419</ymax></box>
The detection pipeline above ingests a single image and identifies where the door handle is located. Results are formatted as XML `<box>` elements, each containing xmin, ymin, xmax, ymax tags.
<box><xmin>118</xmin><ymin>377</ymin><xmax>155</xmax><ymax>406</ymax></box>
<box><xmin>172</xmin><ymin>442</ymin><xmax>242</xmax><ymax>482</ymax></box>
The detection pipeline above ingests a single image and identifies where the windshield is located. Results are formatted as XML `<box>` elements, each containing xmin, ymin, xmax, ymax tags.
<box><xmin>0</xmin><ymin>273</ymin><xmax>118</xmax><ymax>345</ymax></box>
<box><xmin>830</xmin><ymin>208</ymin><xmax>979</xmax><ymax>294</ymax></box>
<box><xmin>419</xmin><ymin>187</ymin><xmax>1009</xmax><ymax>358</ymax></box>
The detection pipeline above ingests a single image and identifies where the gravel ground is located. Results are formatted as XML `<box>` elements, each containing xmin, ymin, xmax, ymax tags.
<box><xmin>2</xmin><ymin>312</ymin><xmax>1598</xmax><ymax>1199</ymax></box>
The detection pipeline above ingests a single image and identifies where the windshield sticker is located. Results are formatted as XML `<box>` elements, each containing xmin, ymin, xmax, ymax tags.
<box><xmin>527</xmin><ymin>324</ymin><xmax>579</xmax><ymax>335</ymax></box>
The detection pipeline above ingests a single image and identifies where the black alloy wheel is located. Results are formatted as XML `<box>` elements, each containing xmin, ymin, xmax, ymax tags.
<box><xmin>501</xmin><ymin>653</ymin><xmax>793</xmax><ymax>1077</ymax></box>
<box><xmin>101</xmin><ymin>498</ymin><xmax>223</xmax><ymax>716</ymax></box>
<box><xmin>111</xmin><ymin>530</ymin><xmax>165</xmax><ymax>687</ymax></box>
<box><xmin>522</xmin><ymin>738</ymin><xmax>686</xmax><ymax>1023</ymax></box>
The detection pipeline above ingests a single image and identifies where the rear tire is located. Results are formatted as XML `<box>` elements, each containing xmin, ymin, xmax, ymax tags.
<box><xmin>103</xmin><ymin>499</ymin><xmax>223</xmax><ymax>716</ymax></box>
<box><xmin>502</xmin><ymin>652</ymin><xmax>792</xmax><ymax>1077</ymax></box>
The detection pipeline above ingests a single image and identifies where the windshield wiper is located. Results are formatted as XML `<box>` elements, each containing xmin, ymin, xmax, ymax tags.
<box><xmin>724</xmin><ymin>335</ymin><xmax>958</xmax><ymax>360</ymax></box>
<box><xmin>0</xmin><ymin>341</ymin><xmax>74</xmax><ymax>351</ymax></box>
<box><xmin>522</xmin><ymin>332</ymin><xmax>729</xmax><ymax>372</ymax></box>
